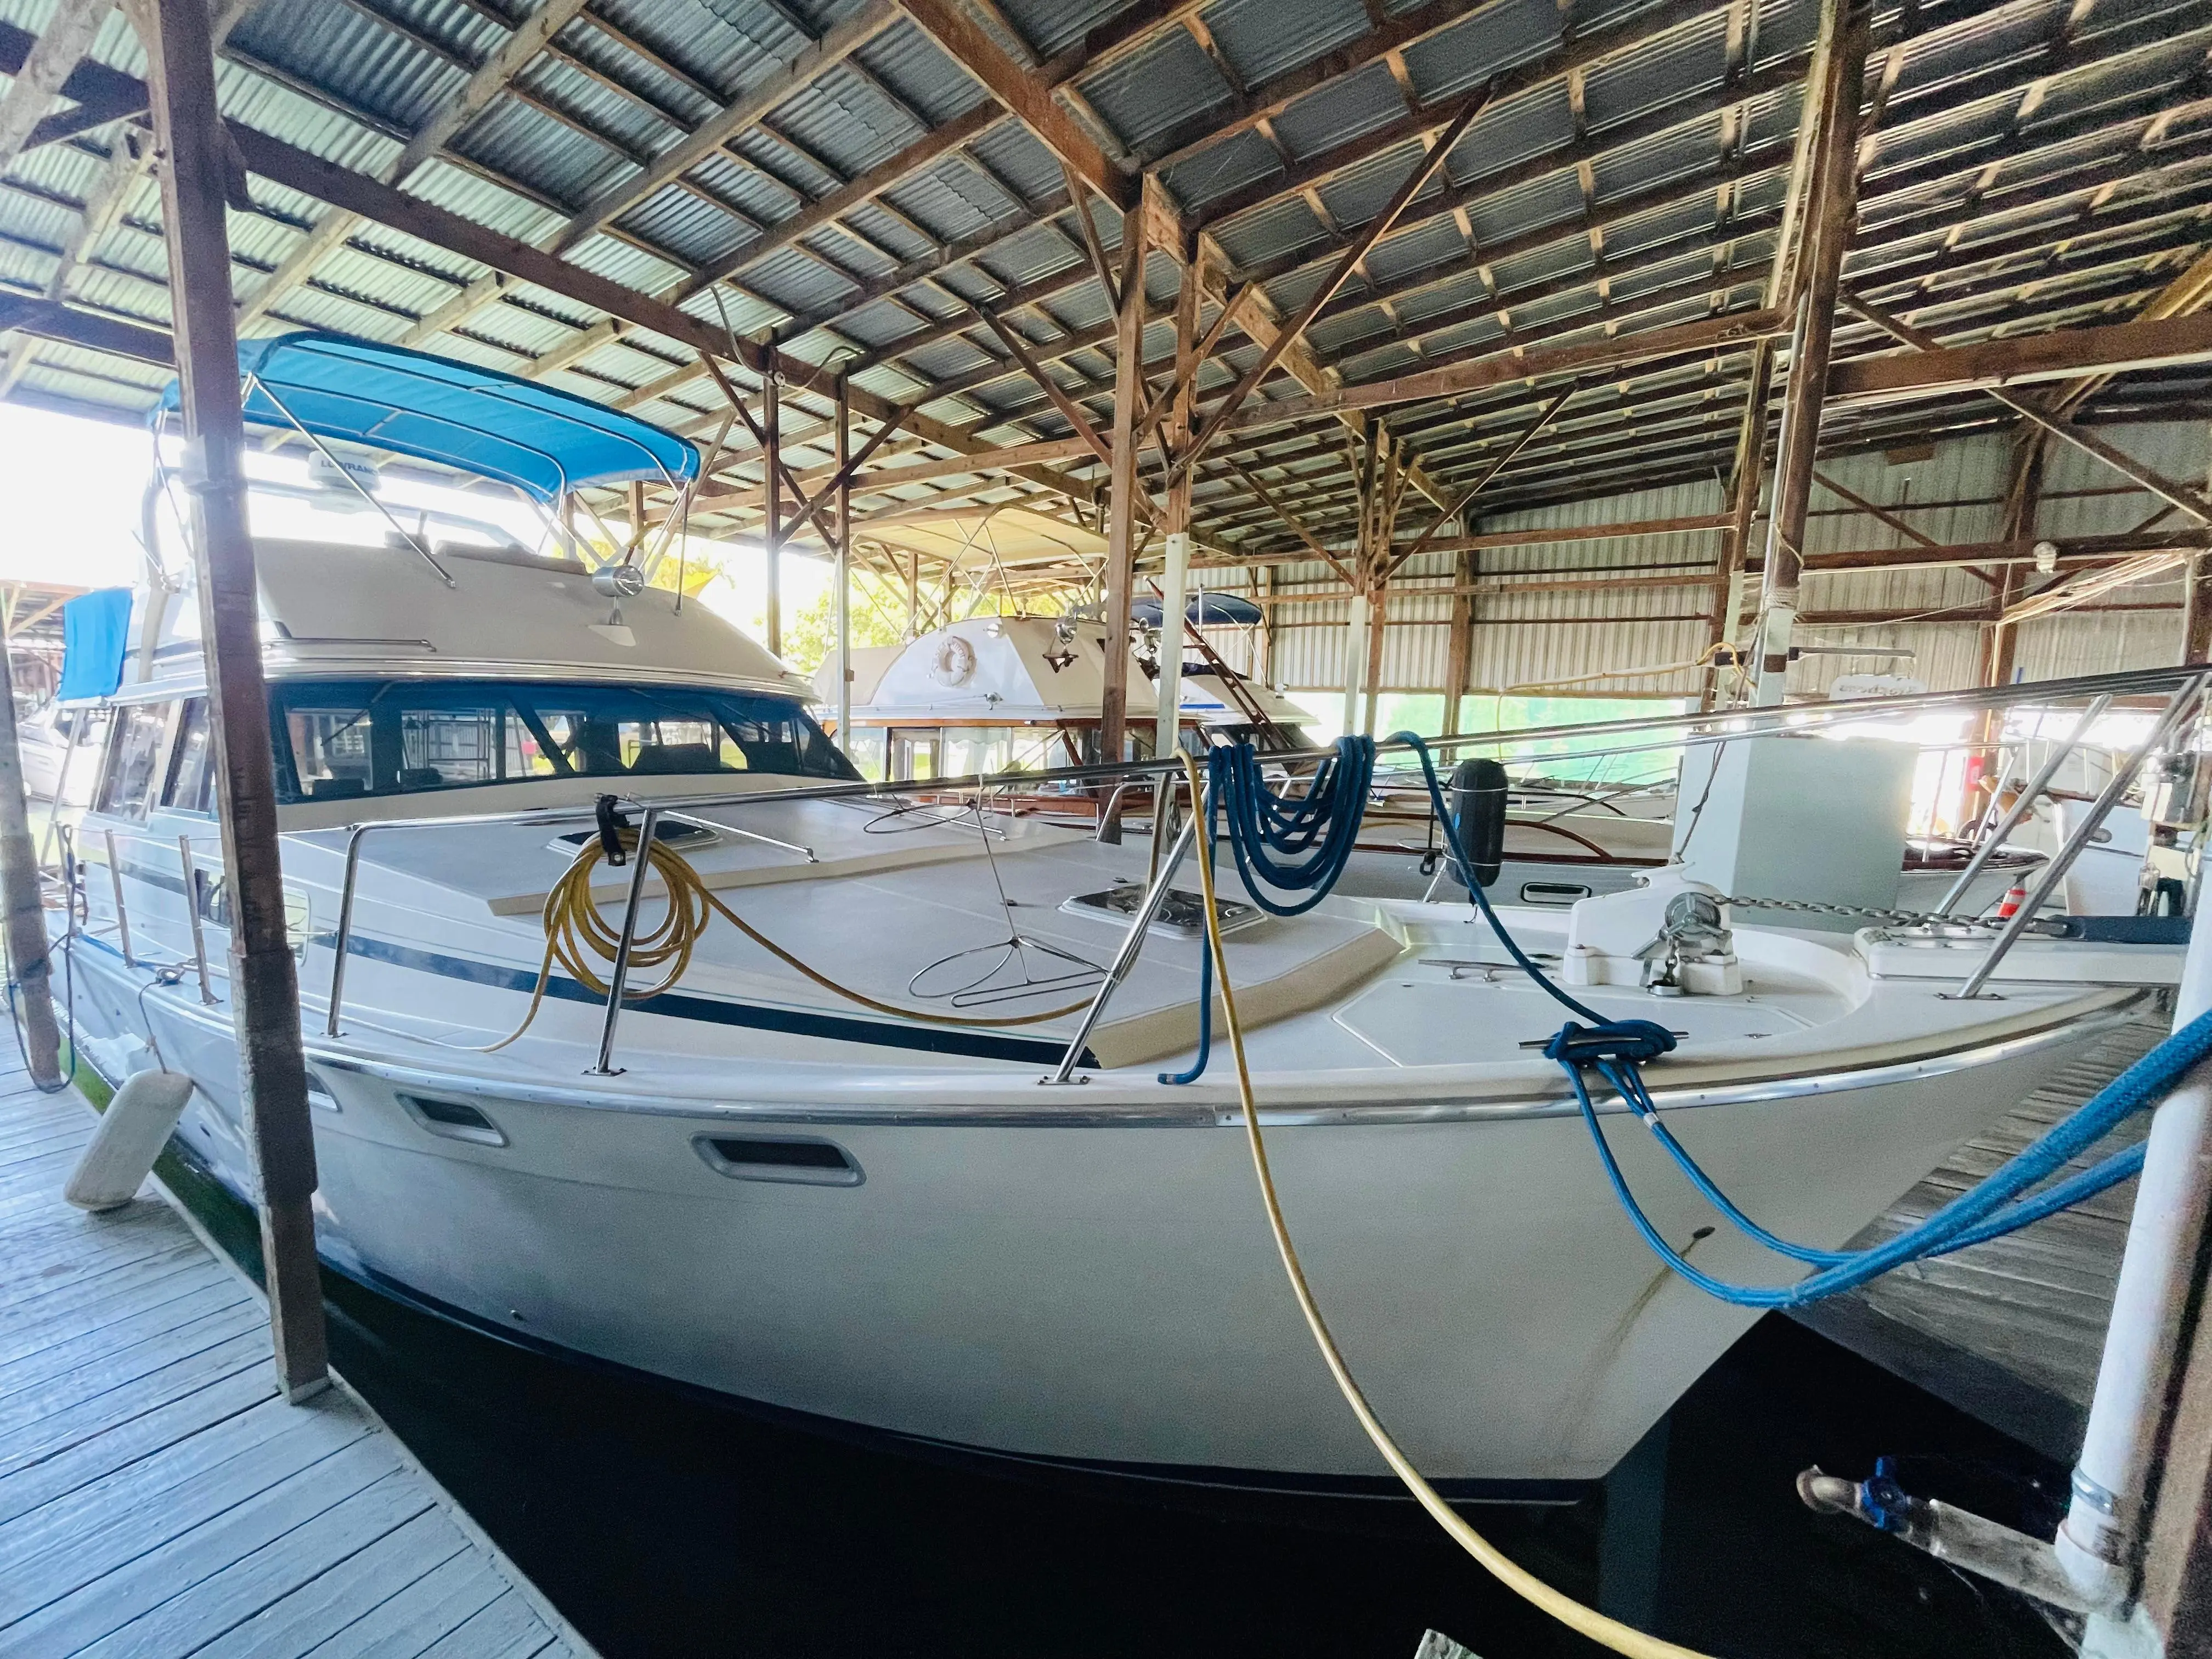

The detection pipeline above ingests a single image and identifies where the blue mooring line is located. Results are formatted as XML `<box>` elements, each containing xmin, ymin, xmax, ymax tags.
<box><xmin>1177</xmin><ymin>729</ymin><xmax>2209</xmax><ymax>1308</ymax></box>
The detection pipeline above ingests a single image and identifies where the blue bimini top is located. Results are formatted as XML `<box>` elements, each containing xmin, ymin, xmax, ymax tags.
<box><xmin>158</xmin><ymin>330</ymin><xmax>700</xmax><ymax>502</ymax></box>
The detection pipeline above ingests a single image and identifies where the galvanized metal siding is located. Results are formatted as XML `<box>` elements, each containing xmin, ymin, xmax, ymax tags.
<box><xmin>1463</xmin><ymin>479</ymin><xmax>1721</xmax><ymax>698</ymax></box>
<box><xmin>1261</xmin><ymin>424</ymin><xmax>2207</xmax><ymax>702</ymax></box>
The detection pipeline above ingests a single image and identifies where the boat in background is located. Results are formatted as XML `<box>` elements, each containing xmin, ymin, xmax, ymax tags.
<box><xmin>819</xmin><ymin>612</ymin><xmax>1310</xmax><ymax>798</ymax></box>
<box><xmin>18</xmin><ymin>699</ymin><xmax>105</xmax><ymax>805</ymax></box>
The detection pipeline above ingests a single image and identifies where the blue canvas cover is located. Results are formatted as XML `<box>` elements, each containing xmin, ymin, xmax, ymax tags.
<box><xmin>1131</xmin><ymin>593</ymin><xmax>1265</xmax><ymax>628</ymax></box>
<box><xmin>157</xmin><ymin>331</ymin><xmax>699</xmax><ymax>502</ymax></box>
<box><xmin>57</xmin><ymin>587</ymin><xmax>132</xmax><ymax>700</ymax></box>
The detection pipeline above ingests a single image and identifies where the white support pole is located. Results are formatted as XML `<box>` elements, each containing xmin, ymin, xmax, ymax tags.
<box><xmin>1755</xmin><ymin>600</ymin><xmax>1795</xmax><ymax>707</ymax></box>
<box><xmin>1155</xmin><ymin>531</ymin><xmax>1190</xmax><ymax>763</ymax></box>
<box><xmin>1342</xmin><ymin>591</ymin><xmax>1370</xmax><ymax>737</ymax></box>
<box><xmin>2061</xmin><ymin>880</ymin><xmax>2212</xmax><ymax>1627</ymax></box>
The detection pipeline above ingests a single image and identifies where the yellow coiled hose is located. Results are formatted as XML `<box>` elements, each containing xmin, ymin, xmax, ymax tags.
<box><xmin>1176</xmin><ymin>755</ymin><xmax>1717</xmax><ymax>1659</ymax></box>
<box><xmin>481</xmin><ymin>824</ymin><xmax>1097</xmax><ymax>1052</ymax></box>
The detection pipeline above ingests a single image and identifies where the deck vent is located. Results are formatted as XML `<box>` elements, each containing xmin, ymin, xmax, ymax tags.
<box><xmin>693</xmin><ymin>1134</ymin><xmax>863</xmax><ymax>1187</ymax></box>
<box><xmin>400</xmin><ymin>1094</ymin><xmax>507</xmax><ymax>1148</ymax></box>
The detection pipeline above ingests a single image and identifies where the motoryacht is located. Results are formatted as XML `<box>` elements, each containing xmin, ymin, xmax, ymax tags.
<box><xmin>46</xmin><ymin>332</ymin><xmax>2179</xmax><ymax>1496</ymax></box>
<box><xmin>823</xmin><ymin>611</ymin><xmax>1310</xmax><ymax>782</ymax></box>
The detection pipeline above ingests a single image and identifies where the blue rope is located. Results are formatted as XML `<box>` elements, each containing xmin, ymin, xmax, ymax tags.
<box><xmin>1159</xmin><ymin>780</ymin><xmax>1219</xmax><ymax>1086</ymax></box>
<box><xmin>1160</xmin><ymin>739</ymin><xmax>1376</xmax><ymax>1084</ymax></box>
<box><xmin>1390</xmin><ymin>730</ymin><xmax>2211</xmax><ymax>1308</ymax></box>
<box><xmin>1210</xmin><ymin>737</ymin><xmax>1376</xmax><ymax>917</ymax></box>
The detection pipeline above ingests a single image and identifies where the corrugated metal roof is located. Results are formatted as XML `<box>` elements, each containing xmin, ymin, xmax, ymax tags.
<box><xmin>0</xmin><ymin>0</ymin><xmax>2198</xmax><ymax>703</ymax></box>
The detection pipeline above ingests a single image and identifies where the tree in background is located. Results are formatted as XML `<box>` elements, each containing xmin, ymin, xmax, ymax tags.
<box><xmin>779</xmin><ymin>572</ymin><xmax>909</xmax><ymax>674</ymax></box>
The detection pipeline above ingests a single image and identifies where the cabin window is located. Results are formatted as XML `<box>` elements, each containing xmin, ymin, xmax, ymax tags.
<box><xmin>842</xmin><ymin>729</ymin><xmax>887</xmax><ymax>782</ymax></box>
<box><xmin>95</xmin><ymin>702</ymin><xmax>173</xmax><ymax>820</ymax></box>
<box><xmin>161</xmin><ymin>698</ymin><xmax>216</xmax><ymax>814</ymax></box>
<box><xmin>942</xmin><ymin>731</ymin><xmax>1011</xmax><ymax>778</ymax></box>
<box><xmin>268</xmin><ymin>679</ymin><xmax>856</xmax><ymax>803</ymax></box>
<box><xmin>888</xmin><ymin>729</ymin><xmax>940</xmax><ymax>780</ymax></box>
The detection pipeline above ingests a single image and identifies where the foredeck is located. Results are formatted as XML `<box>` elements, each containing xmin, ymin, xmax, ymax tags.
<box><xmin>0</xmin><ymin>1061</ymin><xmax>594</xmax><ymax>1658</ymax></box>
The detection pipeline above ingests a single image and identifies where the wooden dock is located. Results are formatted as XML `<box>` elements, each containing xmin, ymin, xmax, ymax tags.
<box><xmin>0</xmin><ymin>1062</ymin><xmax>596</xmax><ymax>1659</ymax></box>
<box><xmin>1793</xmin><ymin>1010</ymin><xmax>2165</xmax><ymax>1462</ymax></box>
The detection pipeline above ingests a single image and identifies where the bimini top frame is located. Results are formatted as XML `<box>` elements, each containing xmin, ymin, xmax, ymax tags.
<box><xmin>155</xmin><ymin>330</ymin><xmax>701</xmax><ymax>504</ymax></box>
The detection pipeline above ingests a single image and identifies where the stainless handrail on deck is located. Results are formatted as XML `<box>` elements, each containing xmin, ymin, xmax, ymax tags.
<box><xmin>1047</xmin><ymin>805</ymin><xmax>1205</xmax><ymax>1085</ymax></box>
<box><xmin>290</xmin><ymin>663</ymin><xmax>2200</xmax><ymax>1070</ymax></box>
<box><xmin>177</xmin><ymin>835</ymin><xmax>216</xmax><ymax>1006</ymax></box>
<box><xmin>1951</xmin><ymin>675</ymin><xmax>2207</xmax><ymax>1000</ymax></box>
<box><xmin>101</xmin><ymin>830</ymin><xmax>134</xmax><ymax>969</ymax></box>
<box><xmin>86</xmin><ymin>825</ymin><xmax>231</xmax><ymax>991</ymax></box>
<box><xmin>589</xmin><ymin>805</ymin><xmax>662</xmax><ymax>1077</ymax></box>
<box><xmin>1932</xmin><ymin>693</ymin><xmax>2112</xmax><ymax>918</ymax></box>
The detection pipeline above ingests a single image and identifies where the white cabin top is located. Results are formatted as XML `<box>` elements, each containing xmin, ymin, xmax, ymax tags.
<box><xmin>828</xmin><ymin>617</ymin><xmax>1304</xmax><ymax>730</ymax></box>
<box><xmin>125</xmin><ymin>538</ymin><xmax>810</xmax><ymax>701</ymax></box>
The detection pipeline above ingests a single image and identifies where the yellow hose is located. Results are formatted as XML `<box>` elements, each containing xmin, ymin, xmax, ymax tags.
<box><xmin>1176</xmin><ymin>755</ymin><xmax>1718</xmax><ymax>1659</ymax></box>
<box><xmin>479</xmin><ymin>825</ymin><xmax>1097</xmax><ymax>1052</ymax></box>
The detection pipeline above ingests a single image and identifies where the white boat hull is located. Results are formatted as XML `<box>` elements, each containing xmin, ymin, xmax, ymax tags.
<box><xmin>62</xmin><ymin>934</ymin><xmax>2125</xmax><ymax>1492</ymax></box>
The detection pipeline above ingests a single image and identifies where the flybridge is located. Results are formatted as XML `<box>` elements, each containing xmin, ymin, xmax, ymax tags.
<box><xmin>156</xmin><ymin>330</ymin><xmax>701</xmax><ymax>502</ymax></box>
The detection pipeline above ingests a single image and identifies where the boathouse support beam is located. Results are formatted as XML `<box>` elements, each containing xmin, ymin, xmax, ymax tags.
<box><xmin>136</xmin><ymin>0</ymin><xmax>329</xmax><ymax>1403</ymax></box>
<box><xmin>0</xmin><ymin>606</ymin><xmax>59</xmax><ymax>1088</ymax></box>
<box><xmin>1097</xmin><ymin>198</ymin><xmax>1149</xmax><ymax>837</ymax></box>
<box><xmin>764</xmin><ymin>348</ymin><xmax>782</xmax><ymax>659</ymax></box>
<box><xmin>835</xmin><ymin>376</ymin><xmax>853</xmax><ymax>743</ymax></box>
<box><xmin>1754</xmin><ymin>0</ymin><xmax>1859</xmax><ymax>706</ymax></box>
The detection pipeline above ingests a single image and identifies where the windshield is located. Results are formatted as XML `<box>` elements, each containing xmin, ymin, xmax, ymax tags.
<box><xmin>271</xmin><ymin>679</ymin><xmax>856</xmax><ymax>803</ymax></box>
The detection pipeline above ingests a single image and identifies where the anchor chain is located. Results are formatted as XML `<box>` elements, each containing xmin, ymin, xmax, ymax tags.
<box><xmin>1713</xmin><ymin>895</ymin><xmax>2001</xmax><ymax>929</ymax></box>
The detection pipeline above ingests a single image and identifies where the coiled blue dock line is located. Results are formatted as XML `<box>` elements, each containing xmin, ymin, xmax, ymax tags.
<box><xmin>1390</xmin><ymin>731</ymin><xmax>2212</xmax><ymax>1309</ymax></box>
<box><xmin>1161</xmin><ymin>737</ymin><xmax>1375</xmax><ymax>1085</ymax></box>
<box><xmin>1210</xmin><ymin>736</ymin><xmax>1376</xmax><ymax>917</ymax></box>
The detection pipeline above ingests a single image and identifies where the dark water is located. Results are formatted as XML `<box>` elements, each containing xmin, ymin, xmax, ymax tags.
<box><xmin>161</xmin><ymin>1148</ymin><xmax>2072</xmax><ymax>1659</ymax></box>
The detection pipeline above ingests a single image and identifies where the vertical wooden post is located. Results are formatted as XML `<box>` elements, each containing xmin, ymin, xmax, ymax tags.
<box><xmin>625</xmin><ymin>480</ymin><xmax>645</xmax><ymax>554</ymax></box>
<box><xmin>1342</xmin><ymin>421</ymin><xmax>1380</xmax><ymax>736</ymax></box>
<box><xmin>1363</xmin><ymin>437</ymin><xmax>1408</xmax><ymax>737</ymax></box>
<box><xmin>0</xmin><ymin>609</ymin><xmax>59</xmax><ymax>1086</ymax></box>
<box><xmin>1973</xmin><ymin>444</ymin><xmax>2039</xmax><ymax>817</ymax></box>
<box><xmin>1098</xmin><ymin>202</ymin><xmax>1149</xmax><ymax>838</ymax></box>
<box><xmin>140</xmin><ymin>0</ymin><xmax>329</xmax><ymax>1402</ymax></box>
<box><xmin>834</xmin><ymin>375</ymin><xmax>853</xmax><ymax>740</ymax></box>
<box><xmin>763</xmin><ymin>347</ymin><xmax>782</xmax><ymax>658</ymax></box>
<box><xmin>2185</xmin><ymin>553</ymin><xmax>2212</xmax><ymax>665</ymax></box>
<box><xmin>1154</xmin><ymin>249</ymin><xmax>1198</xmax><ymax>767</ymax></box>
<box><xmin>1708</xmin><ymin>339</ymin><xmax>1774</xmax><ymax>709</ymax></box>
<box><xmin>1258</xmin><ymin>565</ymin><xmax>1277</xmax><ymax>686</ymax></box>
<box><xmin>1755</xmin><ymin>1</ymin><xmax>1859</xmax><ymax>706</ymax></box>
<box><xmin>1441</xmin><ymin>546</ymin><xmax>1474</xmax><ymax>737</ymax></box>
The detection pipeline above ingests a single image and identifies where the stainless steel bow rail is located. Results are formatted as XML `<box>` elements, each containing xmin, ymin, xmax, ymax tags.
<box><xmin>1932</xmin><ymin>693</ymin><xmax>2113</xmax><ymax>919</ymax></box>
<box><xmin>77</xmin><ymin>825</ymin><xmax>227</xmax><ymax>1003</ymax></box>
<box><xmin>1951</xmin><ymin>674</ymin><xmax>2205</xmax><ymax>1000</ymax></box>
<box><xmin>262</xmin><ymin>662</ymin><xmax>2201</xmax><ymax>1073</ymax></box>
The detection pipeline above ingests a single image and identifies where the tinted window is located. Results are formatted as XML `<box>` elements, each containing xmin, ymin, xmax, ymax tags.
<box><xmin>162</xmin><ymin>698</ymin><xmax>215</xmax><ymax>813</ymax></box>
<box><xmin>95</xmin><ymin>703</ymin><xmax>171</xmax><ymax>819</ymax></box>
<box><xmin>268</xmin><ymin>680</ymin><xmax>856</xmax><ymax>803</ymax></box>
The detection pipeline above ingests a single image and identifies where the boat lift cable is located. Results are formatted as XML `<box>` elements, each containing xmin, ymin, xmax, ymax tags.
<box><xmin>1390</xmin><ymin>733</ymin><xmax>2212</xmax><ymax>1312</ymax></box>
<box><xmin>476</xmin><ymin>816</ymin><xmax>1098</xmax><ymax>1052</ymax></box>
<box><xmin>1175</xmin><ymin>752</ymin><xmax>1719</xmax><ymax>1659</ymax></box>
